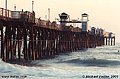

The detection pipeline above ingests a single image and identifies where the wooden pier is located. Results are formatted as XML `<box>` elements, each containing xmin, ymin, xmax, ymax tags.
<box><xmin>0</xmin><ymin>8</ymin><xmax>114</xmax><ymax>62</ymax></box>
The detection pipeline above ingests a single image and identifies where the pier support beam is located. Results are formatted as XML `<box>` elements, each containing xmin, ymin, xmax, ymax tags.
<box><xmin>114</xmin><ymin>37</ymin><xmax>115</xmax><ymax>45</ymax></box>
<box><xmin>31</xmin><ymin>26</ymin><xmax>35</xmax><ymax>60</ymax></box>
<box><xmin>106</xmin><ymin>37</ymin><xmax>107</xmax><ymax>45</ymax></box>
<box><xmin>37</xmin><ymin>28</ymin><xmax>41</xmax><ymax>58</ymax></box>
<box><xmin>10</xmin><ymin>25</ymin><xmax>15</xmax><ymax>60</ymax></box>
<box><xmin>0</xmin><ymin>21</ymin><xmax>6</xmax><ymax>61</ymax></box>
<box><xmin>17</xmin><ymin>25</ymin><xmax>22</xmax><ymax>59</ymax></box>
<box><xmin>5</xmin><ymin>24</ymin><xmax>10</xmax><ymax>60</ymax></box>
<box><xmin>111</xmin><ymin>38</ymin><xmax>112</xmax><ymax>46</ymax></box>
<box><xmin>108</xmin><ymin>37</ymin><xmax>110</xmax><ymax>45</ymax></box>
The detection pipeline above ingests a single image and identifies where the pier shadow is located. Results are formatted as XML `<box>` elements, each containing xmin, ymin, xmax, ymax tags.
<box><xmin>61</xmin><ymin>58</ymin><xmax>120</xmax><ymax>67</ymax></box>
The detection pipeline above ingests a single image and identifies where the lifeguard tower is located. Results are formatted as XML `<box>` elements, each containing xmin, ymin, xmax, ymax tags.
<box><xmin>59</xmin><ymin>12</ymin><xmax>69</xmax><ymax>27</ymax></box>
<box><xmin>81</xmin><ymin>13</ymin><xmax>89</xmax><ymax>32</ymax></box>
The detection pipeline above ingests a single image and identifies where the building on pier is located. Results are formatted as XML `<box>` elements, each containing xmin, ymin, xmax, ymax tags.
<box><xmin>59</xmin><ymin>12</ymin><xmax>69</xmax><ymax>27</ymax></box>
<box><xmin>91</xmin><ymin>27</ymin><xmax>96</xmax><ymax>35</ymax></box>
<box><xmin>104</xmin><ymin>32</ymin><xmax>115</xmax><ymax>45</ymax></box>
<box><xmin>81</xmin><ymin>13</ymin><xmax>89</xmax><ymax>32</ymax></box>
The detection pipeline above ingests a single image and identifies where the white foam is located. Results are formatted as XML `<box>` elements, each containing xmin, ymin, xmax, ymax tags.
<box><xmin>0</xmin><ymin>61</ymin><xmax>120</xmax><ymax>79</ymax></box>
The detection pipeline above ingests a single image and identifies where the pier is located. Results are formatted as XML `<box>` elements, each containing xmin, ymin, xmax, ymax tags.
<box><xmin>104</xmin><ymin>32</ymin><xmax>115</xmax><ymax>45</ymax></box>
<box><xmin>0</xmin><ymin>8</ymin><xmax>115</xmax><ymax>62</ymax></box>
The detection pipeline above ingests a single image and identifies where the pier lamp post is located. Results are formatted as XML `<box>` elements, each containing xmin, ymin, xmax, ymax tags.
<box><xmin>45</xmin><ymin>15</ymin><xmax>47</xmax><ymax>21</ymax></box>
<box><xmin>32</xmin><ymin>1</ymin><xmax>34</xmax><ymax>12</ymax></box>
<box><xmin>14</xmin><ymin>4</ymin><xmax>16</xmax><ymax>11</ymax></box>
<box><xmin>5</xmin><ymin>0</ymin><xmax>7</xmax><ymax>9</ymax></box>
<box><xmin>48</xmin><ymin>8</ymin><xmax>50</xmax><ymax>21</ymax></box>
<box><xmin>48</xmin><ymin>8</ymin><xmax>50</xmax><ymax>28</ymax></box>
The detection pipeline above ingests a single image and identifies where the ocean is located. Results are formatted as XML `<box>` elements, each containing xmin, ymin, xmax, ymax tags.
<box><xmin>0</xmin><ymin>43</ymin><xmax>120</xmax><ymax>79</ymax></box>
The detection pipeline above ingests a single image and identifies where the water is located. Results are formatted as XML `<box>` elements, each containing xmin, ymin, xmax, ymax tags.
<box><xmin>0</xmin><ymin>43</ymin><xmax>120</xmax><ymax>79</ymax></box>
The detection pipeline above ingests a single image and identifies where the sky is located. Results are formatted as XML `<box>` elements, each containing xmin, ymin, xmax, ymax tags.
<box><xmin>0</xmin><ymin>0</ymin><xmax>120</xmax><ymax>42</ymax></box>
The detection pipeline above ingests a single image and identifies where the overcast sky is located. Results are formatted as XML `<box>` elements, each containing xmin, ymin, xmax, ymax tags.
<box><xmin>0</xmin><ymin>0</ymin><xmax>120</xmax><ymax>42</ymax></box>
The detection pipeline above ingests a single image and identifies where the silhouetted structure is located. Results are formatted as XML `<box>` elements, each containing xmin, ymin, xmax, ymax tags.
<box><xmin>0</xmin><ymin>8</ymin><xmax>114</xmax><ymax>62</ymax></box>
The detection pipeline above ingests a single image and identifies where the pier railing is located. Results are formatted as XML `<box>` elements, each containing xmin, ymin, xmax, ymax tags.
<box><xmin>0</xmin><ymin>8</ymin><xmax>35</xmax><ymax>23</ymax></box>
<box><xmin>0</xmin><ymin>8</ymin><xmax>11</xmax><ymax>20</ymax></box>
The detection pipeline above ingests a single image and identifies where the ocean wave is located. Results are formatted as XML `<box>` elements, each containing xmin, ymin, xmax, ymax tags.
<box><xmin>0</xmin><ymin>44</ymin><xmax>120</xmax><ymax>79</ymax></box>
